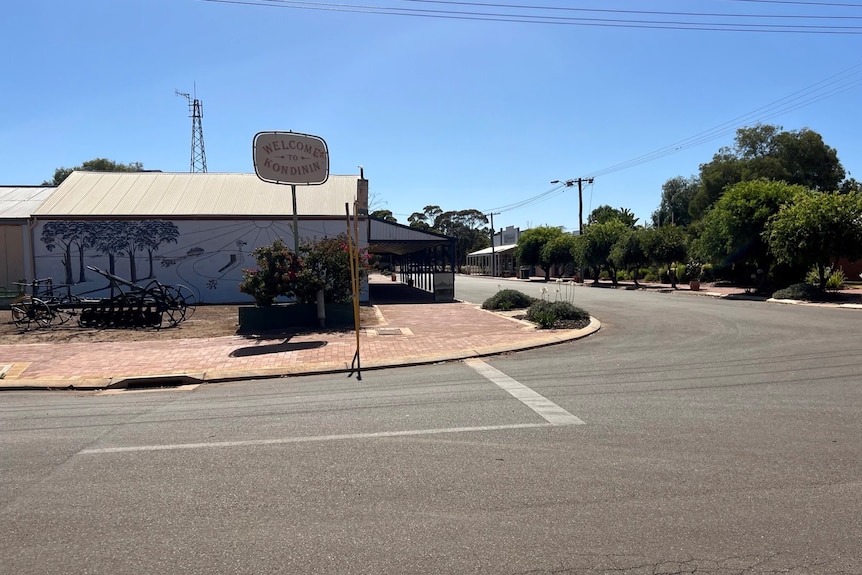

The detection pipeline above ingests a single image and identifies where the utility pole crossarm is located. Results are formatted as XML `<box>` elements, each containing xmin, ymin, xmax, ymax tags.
<box><xmin>551</xmin><ymin>177</ymin><xmax>594</xmax><ymax>235</ymax></box>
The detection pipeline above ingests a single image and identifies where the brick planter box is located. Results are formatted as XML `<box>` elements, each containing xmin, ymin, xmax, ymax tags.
<box><xmin>238</xmin><ymin>303</ymin><xmax>354</xmax><ymax>333</ymax></box>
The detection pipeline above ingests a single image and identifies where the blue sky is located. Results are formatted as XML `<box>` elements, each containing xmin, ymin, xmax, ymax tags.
<box><xmin>2</xmin><ymin>0</ymin><xmax>861</xmax><ymax>232</ymax></box>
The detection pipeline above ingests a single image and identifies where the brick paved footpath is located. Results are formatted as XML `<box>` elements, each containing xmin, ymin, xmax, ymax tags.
<box><xmin>4</xmin><ymin>278</ymin><xmax>789</xmax><ymax>389</ymax></box>
<box><xmin>0</xmin><ymin>296</ymin><xmax>598</xmax><ymax>389</ymax></box>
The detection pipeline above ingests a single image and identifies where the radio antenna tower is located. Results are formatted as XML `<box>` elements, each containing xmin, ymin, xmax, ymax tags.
<box><xmin>175</xmin><ymin>87</ymin><xmax>207</xmax><ymax>173</ymax></box>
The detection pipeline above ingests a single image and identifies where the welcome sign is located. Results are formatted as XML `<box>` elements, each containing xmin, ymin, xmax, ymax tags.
<box><xmin>253</xmin><ymin>131</ymin><xmax>329</xmax><ymax>185</ymax></box>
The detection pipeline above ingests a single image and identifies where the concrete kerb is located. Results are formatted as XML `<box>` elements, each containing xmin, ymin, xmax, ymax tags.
<box><xmin>124</xmin><ymin>316</ymin><xmax>602</xmax><ymax>387</ymax></box>
<box><xmin>768</xmin><ymin>297</ymin><xmax>862</xmax><ymax>309</ymax></box>
<box><xmin>0</xmin><ymin>316</ymin><xmax>602</xmax><ymax>391</ymax></box>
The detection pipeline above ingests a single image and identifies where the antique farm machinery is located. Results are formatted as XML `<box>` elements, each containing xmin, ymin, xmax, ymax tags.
<box><xmin>10</xmin><ymin>267</ymin><xmax>196</xmax><ymax>330</ymax></box>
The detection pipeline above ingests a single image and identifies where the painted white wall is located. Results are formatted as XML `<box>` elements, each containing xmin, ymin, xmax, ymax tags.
<box><xmin>32</xmin><ymin>218</ymin><xmax>368</xmax><ymax>304</ymax></box>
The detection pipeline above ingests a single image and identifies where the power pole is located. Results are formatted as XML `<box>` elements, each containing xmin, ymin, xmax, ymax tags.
<box><xmin>551</xmin><ymin>177</ymin><xmax>594</xmax><ymax>282</ymax></box>
<box><xmin>487</xmin><ymin>212</ymin><xmax>500</xmax><ymax>277</ymax></box>
<box><xmin>551</xmin><ymin>177</ymin><xmax>594</xmax><ymax>235</ymax></box>
<box><xmin>176</xmin><ymin>89</ymin><xmax>208</xmax><ymax>173</ymax></box>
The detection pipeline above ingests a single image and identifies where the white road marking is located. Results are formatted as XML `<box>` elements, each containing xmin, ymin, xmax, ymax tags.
<box><xmin>465</xmin><ymin>358</ymin><xmax>585</xmax><ymax>426</ymax></box>
<box><xmin>78</xmin><ymin>423</ymin><xmax>553</xmax><ymax>455</ymax></box>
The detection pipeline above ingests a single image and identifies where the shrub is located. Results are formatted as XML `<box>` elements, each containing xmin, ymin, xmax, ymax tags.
<box><xmin>806</xmin><ymin>265</ymin><xmax>846</xmax><ymax>291</ymax></box>
<box><xmin>531</xmin><ymin>309</ymin><xmax>557</xmax><ymax>328</ymax></box>
<box><xmin>772</xmin><ymin>283</ymin><xmax>823</xmax><ymax>301</ymax></box>
<box><xmin>482</xmin><ymin>289</ymin><xmax>537</xmax><ymax>311</ymax></box>
<box><xmin>826</xmin><ymin>268</ymin><xmax>846</xmax><ymax>291</ymax></box>
<box><xmin>239</xmin><ymin>235</ymin><xmax>367</xmax><ymax>306</ymax></box>
<box><xmin>684</xmin><ymin>260</ymin><xmax>703</xmax><ymax>282</ymax></box>
<box><xmin>526</xmin><ymin>300</ymin><xmax>589</xmax><ymax>329</ymax></box>
<box><xmin>700</xmin><ymin>263</ymin><xmax>715</xmax><ymax>283</ymax></box>
<box><xmin>239</xmin><ymin>239</ymin><xmax>302</xmax><ymax>307</ymax></box>
<box><xmin>294</xmin><ymin>235</ymin><xmax>365</xmax><ymax>304</ymax></box>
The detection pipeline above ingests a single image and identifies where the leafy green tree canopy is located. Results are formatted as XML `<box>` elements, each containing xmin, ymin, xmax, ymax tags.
<box><xmin>406</xmin><ymin>205</ymin><xmax>489</xmax><ymax>269</ymax></box>
<box><xmin>44</xmin><ymin>158</ymin><xmax>146</xmax><ymax>186</ymax></box>
<box><xmin>652</xmin><ymin>176</ymin><xmax>699</xmax><ymax>227</ymax></box>
<box><xmin>642</xmin><ymin>225</ymin><xmax>688</xmax><ymax>287</ymax></box>
<box><xmin>435</xmin><ymin>209</ymin><xmax>490</xmax><ymax>269</ymax></box>
<box><xmin>540</xmin><ymin>233</ymin><xmax>577</xmax><ymax>277</ymax></box>
<box><xmin>765</xmin><ymin>190</ymin><xmax>862</xmax><ymax>289</ymax></box>
<box><xmin>574</xmin><ymin>220</ymin><xmax>629</xmax><ymax>284</ymax></box>
<box><xmin>610</xmin><ymin>228</ymin><xmax>649</xmax><ymax>286</ymax></box>
<box><xmin>694</xmin><ymin>179</ymin><xmax>805</xmax><ymax>283</ymax></box>
<box><xmin>588</xmin><ymin>205</ymin><xmax>639</xmax><ymax>228</ymax></box>
<box><xmin>515</xmin><ymin>226</ymin><xmax>564</xmax><ymax>281</ymax></box>
<box><xmin>691</xmin><ymin>125</ymin><xmax>845</xmax><ymax>219</ymax></box>
<box><xmin>370</xmin><ymin>209</ymin><xmax>397</xmax><ymax>223</ymax></box>
<box><xmin>407</xmin><ymin>205</ymin><xmax>442</xmax><ymax>231</ymax></box>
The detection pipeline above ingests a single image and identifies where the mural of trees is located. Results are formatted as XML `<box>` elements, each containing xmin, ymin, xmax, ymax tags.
<box><xmin>138</xmin><ymin>220</ymin><xmax>180</xmax><ymax>279</ymax></box>
<box><xmin>40</xmin><ymin>220</ymin><xmax>180</xmax><ymax>283</ymax></box>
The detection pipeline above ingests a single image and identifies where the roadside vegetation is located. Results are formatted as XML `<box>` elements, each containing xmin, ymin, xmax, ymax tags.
<box><xmin>503</xmin><ymin>125</ymin><xmax>862</xmax><ymax>302</ymax></box>
<box><xmin>482</xmin><ymin>287</ymin><xmax>590</xmax><ymax>330</ymax></box>
<box><xmin>372</xmin><ymin>124</ymin><xmax>862</xmax><ymax>304</ymax></box>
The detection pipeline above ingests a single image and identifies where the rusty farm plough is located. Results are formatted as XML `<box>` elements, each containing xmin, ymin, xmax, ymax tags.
<box><xmin>10</xmin><ymin>267</ymin><xmax>196</xmax><ymax>330</ymax></box>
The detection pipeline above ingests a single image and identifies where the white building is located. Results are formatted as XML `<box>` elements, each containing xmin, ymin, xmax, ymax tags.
<box><xmin>6</xmin><ymin>171</ymin><xmax>456</xmax><ymax>305</ymax></box>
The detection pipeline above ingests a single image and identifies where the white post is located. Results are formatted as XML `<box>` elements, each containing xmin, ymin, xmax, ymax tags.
<box><xmin>316</xmin><ymin>289</ymin><xmax>325</xmax><ymax>328</ymax></box>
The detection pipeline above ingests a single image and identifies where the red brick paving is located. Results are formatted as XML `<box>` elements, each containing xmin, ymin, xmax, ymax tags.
<box><xmin>0</xmin><ymin>299</ymin><xmax>594</xmax><ymax>388</ymax></box>
<box><xmin>3</xmin><ymin>277</ymin><xmax>784</xmax><ymax>389</ymax></box>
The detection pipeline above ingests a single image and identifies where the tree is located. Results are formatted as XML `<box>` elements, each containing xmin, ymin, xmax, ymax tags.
<box><xmin>541</xmin><ymin>233</ymin><xmax>577</xmax><ymax>278</ymax></box>
<box><xmin>432</xmin><ymin>209</ymin><xmax>489</xmax><ymax>270</ymax></box>
<box><xmin>839</xmin><ymin>178</ymin><xmax>862</xmax><ymax>194</ymax></box>
<box><xmin>370</xmin><ymin>209</ymin><xmax>397</xmax><ymax>223</ymax></box>
<box><xmin>694</xmin><ymin>179</ymin><xmax>804</xmax><ymax>289</ymax></box>
<box><xmin>765</xmin><ymin>190</ymin><xmax>862</xmax><ymax>289</ymax></box>
<box><xmin>44</xmin><ymin>158</ymin><xmax>145</xmax><ymax>186</ymax></box>
<box><xmin>610</xmin><ymin>228</ymin><xmax>649</xmax><ymax>286</ymax></box>
<box><xmin>588</xmin><ymin>205</ymin><xmax>638</xmax><ymax>228</ymax></box>
<box><xmin>642</xmin><ymin>225</ymin><xmax>688</xmax><ymax>288</ymax></box>
<box><xmin>515</xmin><ymin>226</ymin><xmax>564</xmax><ymax>281</ymax></box>
<box><xmin>690</xmin><ymin>150</ymin><xmax>744</xmax><ymax>219</ymax></box>
<box><xmin>652</xmin><ymin>176</ymin><xmax>699</xmax><ymax>227</ymax></box>
<box><xmin>408</xmin><ymin>205</ymin><xmax>442</xmax><ymax>231</ymax></box>
<box><xmin>574</xmin><ymin>220</ymin><xmax>629</xmax><ymax>284</ymax></box>
<box><xmin>690</xmin><ymin>125</ymin><xmax>845</xmax><ymax>219</ymax></box>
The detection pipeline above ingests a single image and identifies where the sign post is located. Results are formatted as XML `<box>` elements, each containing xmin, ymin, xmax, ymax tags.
<box><xmin>253</xmin><ymin>131</ymin><xmax>330</xmax><ymax>254</ymax></box>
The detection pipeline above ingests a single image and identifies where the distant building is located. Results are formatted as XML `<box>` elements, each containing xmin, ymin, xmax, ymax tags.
<box><xmin>466</xmin><ymin>225</ymin><xmax>521</xmax><ymax>277</ymax></box>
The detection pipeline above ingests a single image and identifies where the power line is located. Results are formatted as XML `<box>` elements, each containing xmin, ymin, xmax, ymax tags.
<box><xmin>397</xmin><ymin>0</ymin><xmax>862</xmax><ymax>21</ymax></box>
<box><xmin>484</xmin><ymin>62</ymin><xmax>861</xmax><ymax>216</ymax></box>
<box><xmin>584</xmin><ymin>62</ymin><xmax>862</xmax><ymax>179</ymax></box>
<box><xmin>725</xmin><ymin>0</ymin><xmax>862</xmax><ymax>7</ymax></box>
<box><xmin>198</xmin><ymin>0</ymin><xmax>862</xmax><ymax>33</ymax></box>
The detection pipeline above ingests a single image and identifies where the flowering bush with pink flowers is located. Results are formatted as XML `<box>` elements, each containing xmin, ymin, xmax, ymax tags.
<box><xmin>239</xmin><ymin>238</ymin><xmax>303</xmax><ymax>306</ymax></box>
<box><xmin>239</xmin><ymin>235</ymin><xmax>369</xmax><ymax>306</ymax></box>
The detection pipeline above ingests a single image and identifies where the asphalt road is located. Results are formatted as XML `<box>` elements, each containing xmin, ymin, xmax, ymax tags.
<box><xmin>1</xmin><ymin>276</ymin><xmax>860</xmax><ymax>574</ymax></box>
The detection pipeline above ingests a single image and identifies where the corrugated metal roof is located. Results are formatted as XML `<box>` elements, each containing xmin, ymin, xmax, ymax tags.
<box><xmin>33</xmin><ymin>171</ymin><xmax>363</xmax><ymax>217</ymax></box>
<box><xmin>0</xmin><ymin>186</ymin><xmax>57</xmax><ymax>220</ymax></box>
<box><xmin>368</xmin><ymin>218</ymin><xmax>451</xmax><ymax>242</ymax></box>
<box><xmin>367</xmin><ymin>217</ymin><xmax>454</xmax><ymax>256</ymax></box>
<box><xmin>467</xmin><ymin>243</ymin><xmax>518</xmax><ymax>256</ymax></box>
